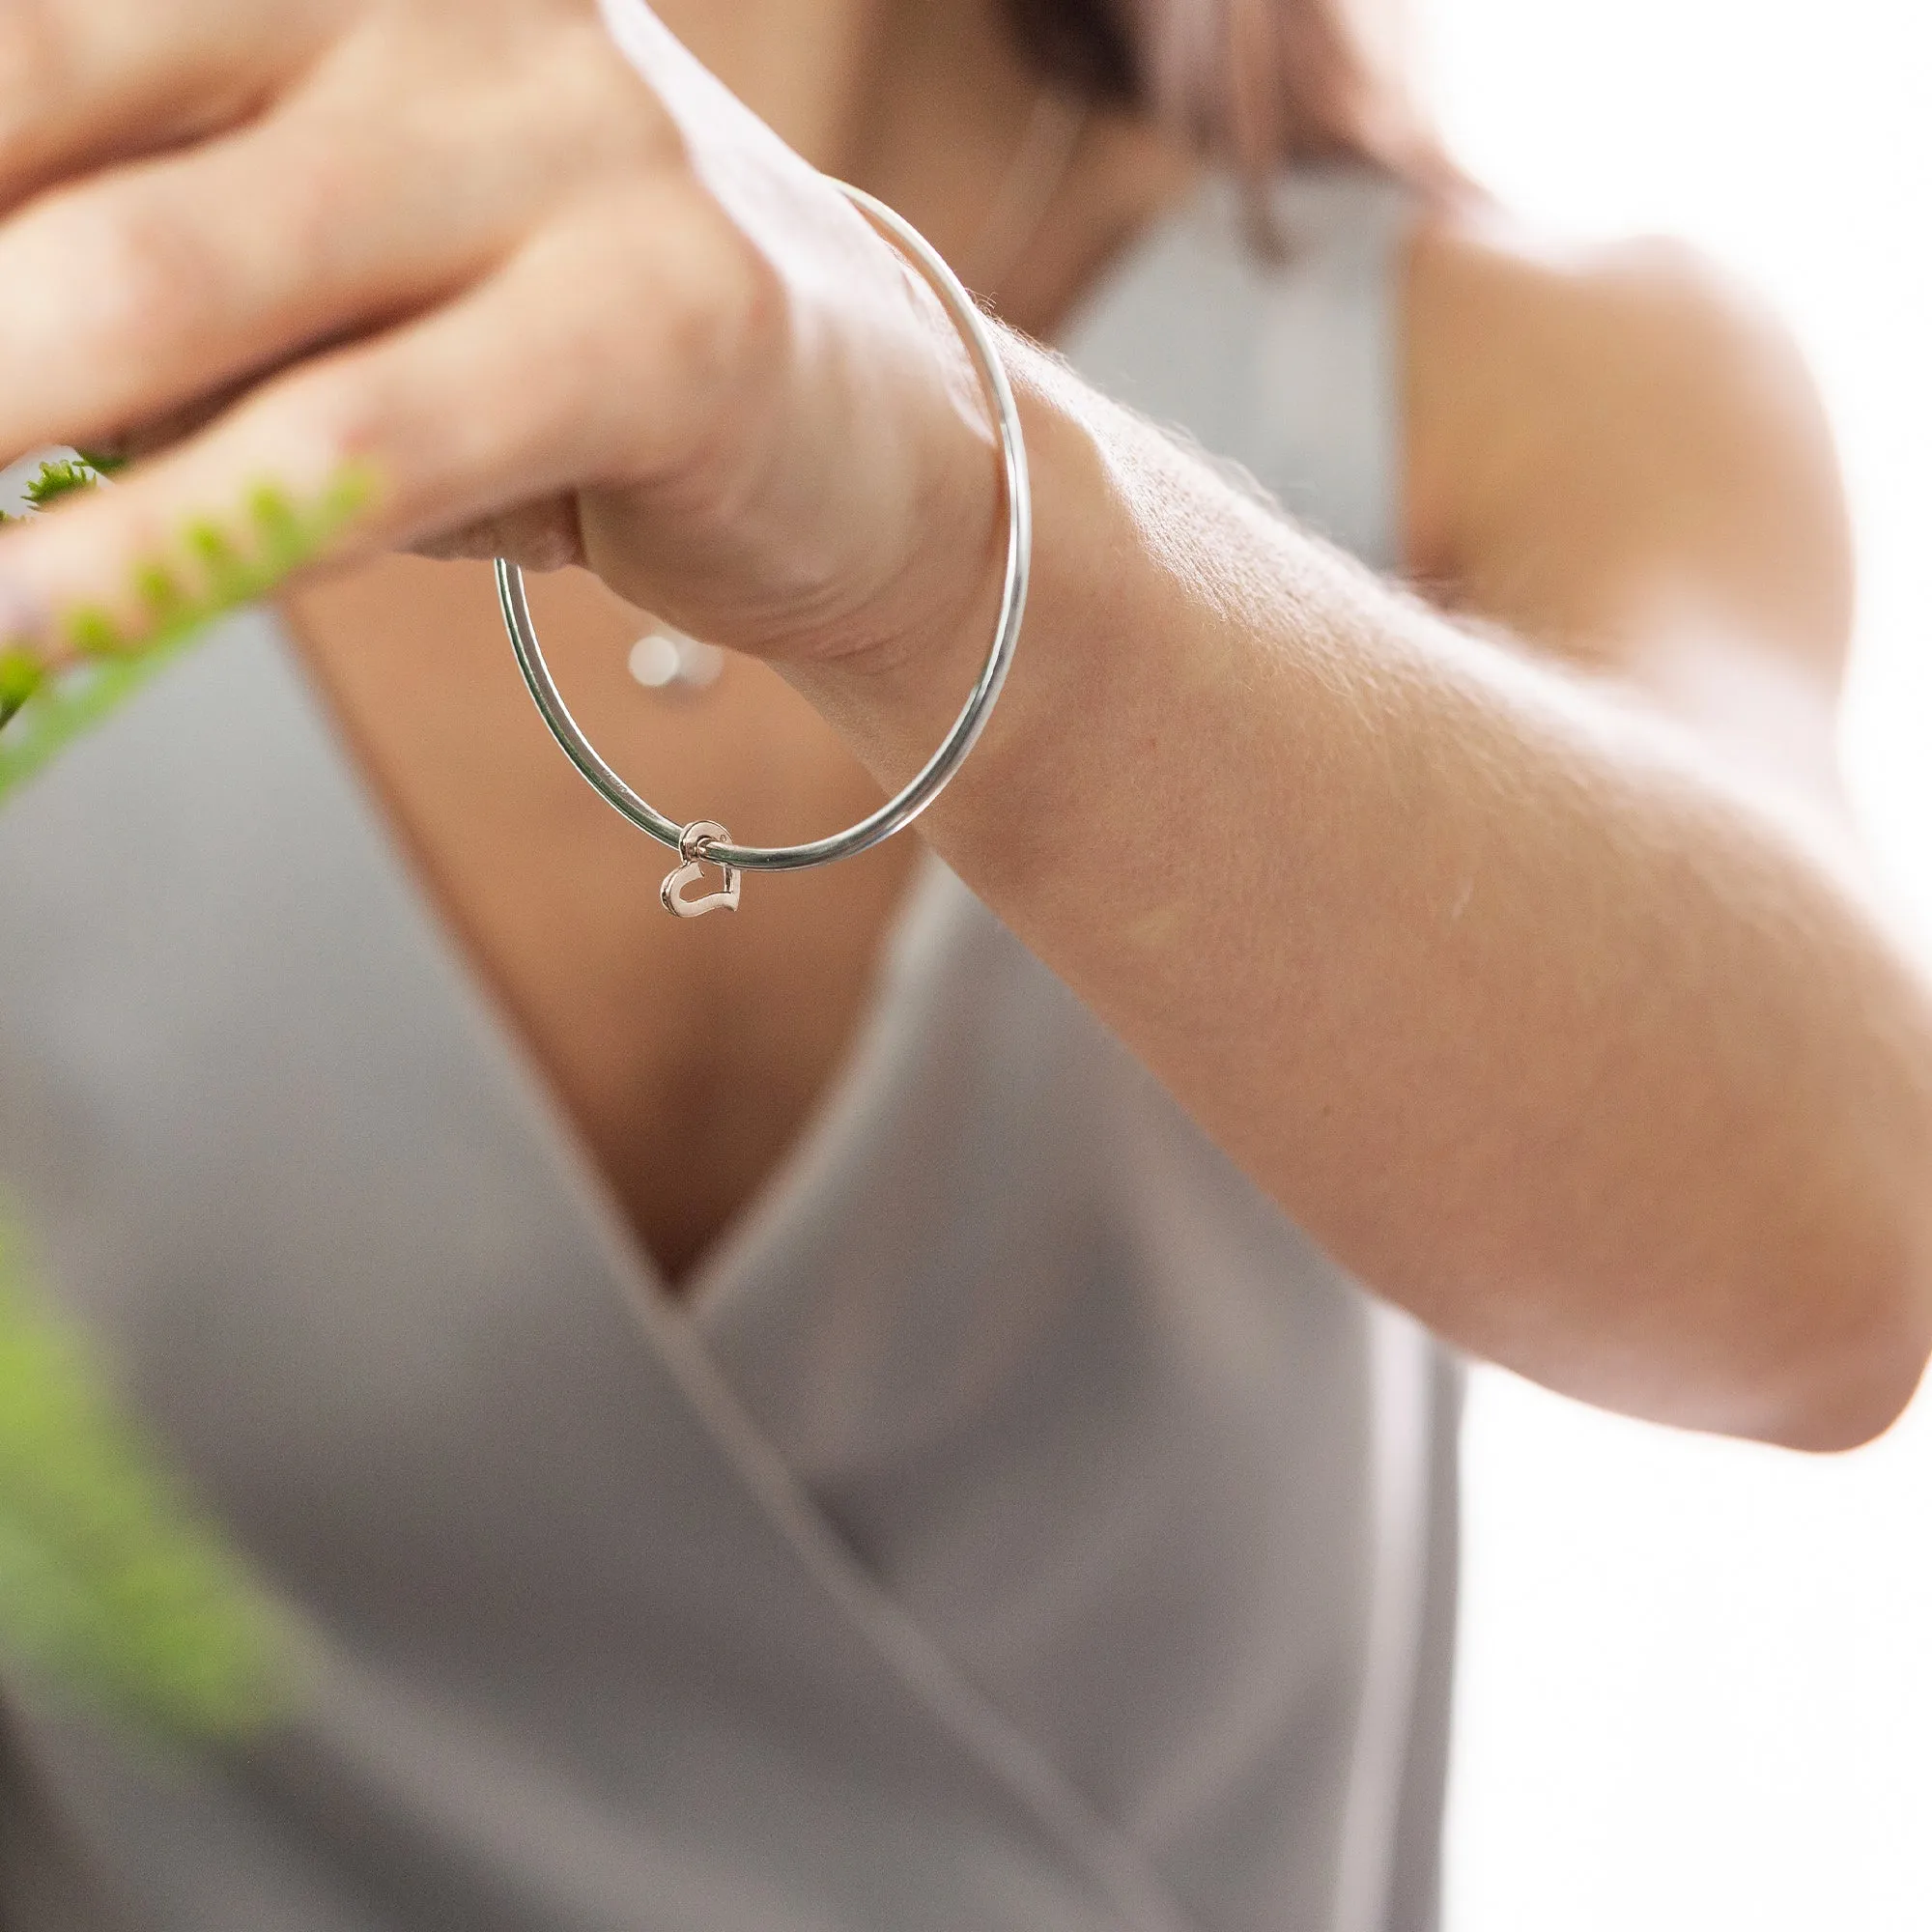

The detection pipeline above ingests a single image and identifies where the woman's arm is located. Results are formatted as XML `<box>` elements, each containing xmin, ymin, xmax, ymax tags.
<box><xmin>0</xmin><ymin>0</ymin><xmax>1925</xmax><ymax>1447</ymax></box>
<box><xmin>798</xmin><ymin>251</ymin><xmax>1932</xmax><ymax>1452</ymax></box>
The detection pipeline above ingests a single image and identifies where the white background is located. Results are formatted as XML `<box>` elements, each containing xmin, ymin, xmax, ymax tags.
<box><xmin>1419</xmin><ymin>4</ymin><xmax>1932</xmax><ymax>1928</ymax></box>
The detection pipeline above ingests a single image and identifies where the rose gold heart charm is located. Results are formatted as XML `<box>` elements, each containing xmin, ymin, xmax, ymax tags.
<box><xmin>660</xmin><ymin>820</ymin><xmax>741</xmax><ymax>920</ymax></box>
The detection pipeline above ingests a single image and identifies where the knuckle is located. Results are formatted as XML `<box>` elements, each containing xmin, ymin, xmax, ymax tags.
<box><xmin>238</xmin><ymin>374</ymin><xmax>407</xmax><ymax>542</ymax></box>
<box><xmin>540</xmin><ymin>176</ymin><xmax>792</xmax><ymax>488</ymax></box>
<box><xmin>261</xmin><ymin>134</ymin><xmax>367</xmax><ymax>277</ymax></box>
<box><xmin>621</xmin><ymin>182</ymin><xmax>783</xmax><ymax>394</ymax></box>
<box><xmin>56</xmin><ymin>195</ymin><xmax>213</xmax><ymax>354</ymax></box>
<box><xmin>286</xmin><ymin>367</ymin><xmax>383</xmax><ymax>476</ymax></box>
<box><xmin>542</xmin><ymin>17</ymin><xmax>685</xmax><ymax>171</ymax></box>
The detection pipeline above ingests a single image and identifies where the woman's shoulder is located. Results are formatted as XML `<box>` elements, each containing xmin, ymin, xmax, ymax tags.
<box><xmin>1405</xmin><ymin>199</ymin><xmax>1813</xmax><ymax>473</ymax></box>
<box><xmin>1401</xmin><ymin>198</ymin><xmax>1850</xmax><ymax>679</ymax></box>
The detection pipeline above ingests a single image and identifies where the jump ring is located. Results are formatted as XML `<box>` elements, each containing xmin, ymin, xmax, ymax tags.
<box><xmin>678</xmin><ymin>818</ymin><xmax>727</xmax><ymax>864</ymax></box>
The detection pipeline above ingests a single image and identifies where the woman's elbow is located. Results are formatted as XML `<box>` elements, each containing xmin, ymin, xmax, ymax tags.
<box><xmin>1758</xmin><ymin>1237</ymin><xmax>1932</xmax><ymax>1454</ymax></box>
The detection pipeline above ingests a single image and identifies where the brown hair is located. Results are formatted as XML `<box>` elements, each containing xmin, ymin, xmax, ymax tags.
<box><xmin>1000</xmin><ymin>0</ymin><xmax>1449</xmax><ymax>187</ymax></box>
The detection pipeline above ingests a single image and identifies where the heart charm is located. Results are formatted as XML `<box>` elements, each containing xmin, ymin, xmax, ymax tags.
<box><xmin>659</xmin><ymin>821</ymin><xmax>741</xmax><ymax>920</ymax></box>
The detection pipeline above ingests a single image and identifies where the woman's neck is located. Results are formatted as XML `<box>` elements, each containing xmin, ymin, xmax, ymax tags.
<box><xmin>649</xmin><ymin>0</ymin><xmax>1199</xmax><ymax>340</ymax></box>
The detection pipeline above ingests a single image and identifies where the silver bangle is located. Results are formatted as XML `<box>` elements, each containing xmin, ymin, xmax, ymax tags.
<box><xmin>495</xmin><ymin>179</ymin><xmax>1032</xmax><ymax>920</ymax></box>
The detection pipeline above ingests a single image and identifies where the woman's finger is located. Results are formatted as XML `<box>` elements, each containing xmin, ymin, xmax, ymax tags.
<box><xmin>0</xmin><ymin>92</ymin><xmax>557</xmax><ymax>476</ymax></box>
<box><xmin>0</xmin><ymin>0</ymin><xmax>328</xmax><ymax>207</ymax></box>
<box><xmin>0</xmin><ymin>176</ymin><xmax>766</xmax><ymax>646</ymax></box>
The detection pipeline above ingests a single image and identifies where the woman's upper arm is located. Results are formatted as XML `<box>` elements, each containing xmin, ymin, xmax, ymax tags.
<box><xmin>1403</xmin><ymin>211</ymin><xmax>1856</xmax><ymax>804</ymax></box>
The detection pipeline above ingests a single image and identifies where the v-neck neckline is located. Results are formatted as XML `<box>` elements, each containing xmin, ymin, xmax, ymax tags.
<box><xmin>275</xmin><ymin>609</ymin><xmax>963</xmax><ymax>1327</ymax></box>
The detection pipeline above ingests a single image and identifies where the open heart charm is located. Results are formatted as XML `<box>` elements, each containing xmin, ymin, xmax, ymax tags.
<box><xmin>660</xmin><ymin>821</ymin><xmax>742</xmax><ymax>920</ymax></box>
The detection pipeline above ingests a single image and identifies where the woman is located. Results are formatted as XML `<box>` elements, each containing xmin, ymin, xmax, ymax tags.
<box><xmin>0</xmin><ymin>0</ymin><xmax>1924</xmax><ymax>1925</ymax></box>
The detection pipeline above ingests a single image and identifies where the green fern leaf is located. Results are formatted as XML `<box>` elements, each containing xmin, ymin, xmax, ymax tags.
<box><xmin>0</xmin><ymin>452</ymin><xmax>369</xmax><ymax>1735</ymax></box>
<box><xmin>0</xmin><ymin>460</ymin><xmax>374</xmax><ymax>805</ymax></box>
<box><xmin>21</xmin><ymin>457</ymin><xmax>105</xmax><ymax>512</ymax></box>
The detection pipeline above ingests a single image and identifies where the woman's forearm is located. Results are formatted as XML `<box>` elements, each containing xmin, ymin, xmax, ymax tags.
<box><xmin>796</xmin><ymin>336</ymin><xmax>1932</xmax><ymax>1451</ymax></box>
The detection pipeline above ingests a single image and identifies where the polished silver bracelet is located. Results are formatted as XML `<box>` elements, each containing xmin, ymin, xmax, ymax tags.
<box><xmin>495</xmin><ymin>180</ymin><xmax>1032</xmax><ymax>921</ymax></box>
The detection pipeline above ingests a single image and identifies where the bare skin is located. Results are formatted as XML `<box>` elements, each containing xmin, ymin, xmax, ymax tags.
<box><xmin>0</xmin><ymin>0</ymin><xmax>1927</xmax><ymax>1447</ymax></box>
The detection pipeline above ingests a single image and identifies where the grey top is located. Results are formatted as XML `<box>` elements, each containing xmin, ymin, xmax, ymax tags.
<box><xmin>0</xmin><ymin>169</ymin><xmax>1459</xmax><ymax>1932</ymax></box>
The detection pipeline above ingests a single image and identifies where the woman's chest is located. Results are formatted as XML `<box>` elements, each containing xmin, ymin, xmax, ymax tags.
<box><xmin>283</xmin><ymin>555</ymin><xmax>920</xmax><ymax>1286</ymax></box>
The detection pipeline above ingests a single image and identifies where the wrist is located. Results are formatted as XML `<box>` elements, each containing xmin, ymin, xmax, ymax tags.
<box><xmin>783</xmin><ymin>337</ymin><xmax>1116</xmax><ymax>833</ymax></box>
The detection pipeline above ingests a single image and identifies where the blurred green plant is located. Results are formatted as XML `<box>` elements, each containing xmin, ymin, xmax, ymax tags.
<box><xmin>0</xmin><ymin>1223</ymin><xmax>290</xmax><ymax>1739</ymax></box>
<box><xmin>0</xmin><ymin>452</ymin><xmax>353</xmax><ymax>1738</ymax></box>
<box><xmin>0</xmin><ymin>454</ymin><xmax>373</xmax><ymax>796</ymax></box>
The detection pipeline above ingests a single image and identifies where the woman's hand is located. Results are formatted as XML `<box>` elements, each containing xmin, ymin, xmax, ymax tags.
<box><xmin>0</xmin><ymin>0</ymin><xmax>1000</xmax><ymax>672</ymax></box>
